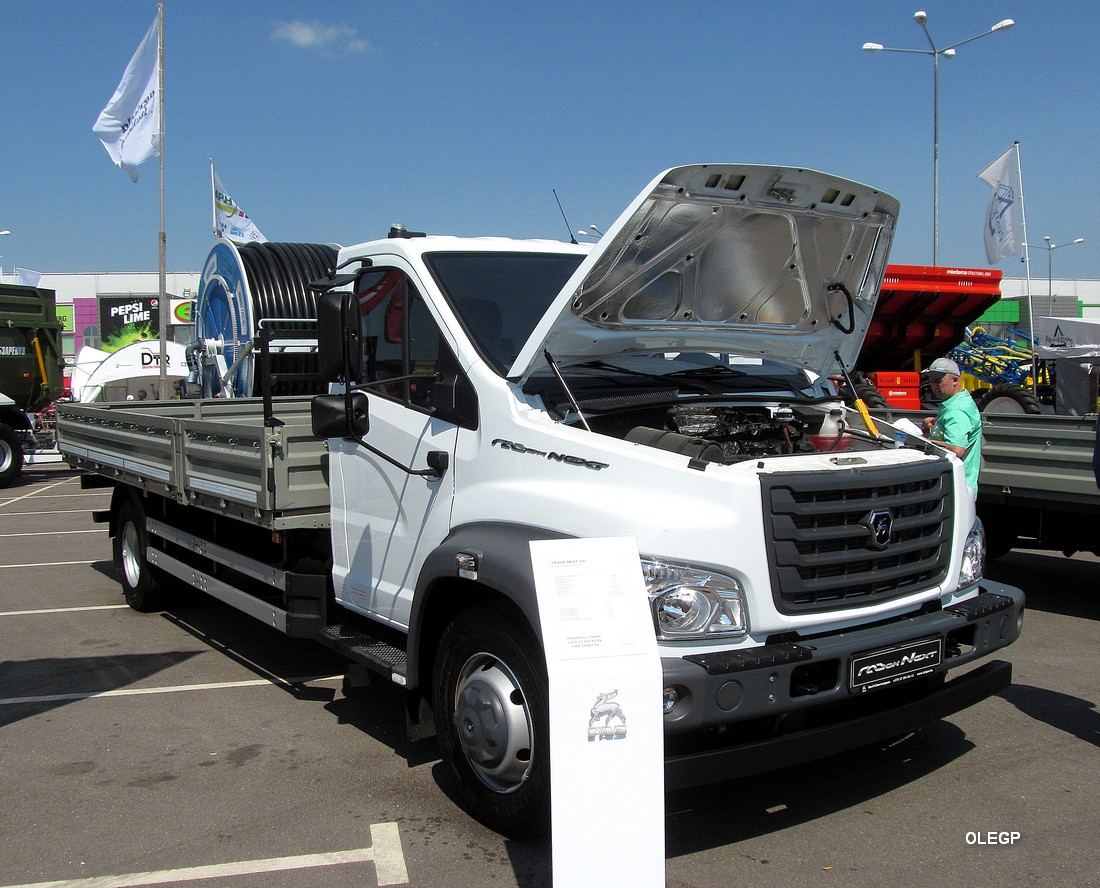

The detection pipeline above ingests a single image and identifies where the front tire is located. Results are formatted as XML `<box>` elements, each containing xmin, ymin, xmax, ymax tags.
<box><xmin>433</xmin><ymin>606</ymin><xmax>550</xmax><ymax>839</ymax></box>
<box><xmin>0</xmin><ymin>423</ymin><xmax>24</xmax><ymax>488</ymax></box>
<box><xmin>114</xmin><ymin>499</ymin><xmax>166</xmax><ymax>612</ymax></box>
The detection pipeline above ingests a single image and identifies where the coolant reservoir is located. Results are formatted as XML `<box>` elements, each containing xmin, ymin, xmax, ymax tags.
<box><xmin>808</xmin><ymin>408</ymin><xmax>851</xmax><ymax>452</ymax></box>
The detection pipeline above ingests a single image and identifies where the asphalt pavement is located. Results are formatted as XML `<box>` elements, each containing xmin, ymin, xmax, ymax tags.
<box><xmin>1</xmin><ymin>462</ymin><xmax>1097</xmax><ymax>888</ymax></box>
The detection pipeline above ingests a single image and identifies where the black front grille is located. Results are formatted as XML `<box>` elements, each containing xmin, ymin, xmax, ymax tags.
<box><xmin>763</xmin><ymin>460</ymin><xmax>953</xmax><ymax>614</ymax></box>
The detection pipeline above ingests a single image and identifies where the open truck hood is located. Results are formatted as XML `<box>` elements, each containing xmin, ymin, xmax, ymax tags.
<box><xmin>508</xmin><ymin>164</ymin><xmax>899</xmax><ymax>382</ymax></box>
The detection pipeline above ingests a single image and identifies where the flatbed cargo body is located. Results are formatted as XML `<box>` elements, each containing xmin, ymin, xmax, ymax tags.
<box><xmin>56</xmin><ymin>396</ymin><xmax>330</xmax><ymax>530</ymax></box>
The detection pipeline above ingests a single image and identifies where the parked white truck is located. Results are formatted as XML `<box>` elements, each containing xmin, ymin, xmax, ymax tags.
<box><xmin>57</xmin><ymin>164</ymin><xmax>1024</xmax><ymax>838</ymax></box>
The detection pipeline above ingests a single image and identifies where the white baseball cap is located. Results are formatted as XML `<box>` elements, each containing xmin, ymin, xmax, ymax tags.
<box><xmin>923</xmin><ymin>357</ymin><xmax>961</xmax><ymax>378</ymax></box>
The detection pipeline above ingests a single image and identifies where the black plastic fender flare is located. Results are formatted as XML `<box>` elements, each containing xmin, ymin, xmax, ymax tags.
<box><xmin>406</xmin><ymin>522</ymin><xmax>575</xmax><ymax>690</ymax></box>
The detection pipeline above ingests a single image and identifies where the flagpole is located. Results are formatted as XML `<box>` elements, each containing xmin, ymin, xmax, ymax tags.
<box><xmin>156</xmin><ymin>1</ymin><xmax>168</xmax><ymax>400</ymax></box>
<box><xmin>210</xmin><ymin>157</ymin><xmax>219</xmax><ymax>239</ymax></box>
<box><xmin>1013</xmin><ymin>141</ymin><xmax>1038</xmax><ymax>394</ymax></box>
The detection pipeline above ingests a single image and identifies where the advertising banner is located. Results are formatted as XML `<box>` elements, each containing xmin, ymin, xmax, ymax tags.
<box><xmin>98</xmin><ymin>295</ymin><xmax>161</xmax><ymax>353</ymax></box>
<box><xmin>170</xmin><ymin>298</ymin><xmax>195</xmax><ymax>326</ymax></box>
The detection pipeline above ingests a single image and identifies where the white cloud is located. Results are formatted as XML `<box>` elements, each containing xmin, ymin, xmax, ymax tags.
<box><xmin>272</xmin><ymin>21</ymin><xmax>372</xmax><ymax>55</ymax></box>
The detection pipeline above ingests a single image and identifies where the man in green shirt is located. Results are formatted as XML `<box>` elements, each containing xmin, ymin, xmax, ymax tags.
<box><xmin>922</xmin><ymin>357</ymin><xmax>982</xmax><ymax>495</ymax></box>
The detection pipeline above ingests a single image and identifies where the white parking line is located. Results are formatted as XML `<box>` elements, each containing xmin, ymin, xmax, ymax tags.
<box><xmin>0</xmin><ymin>509</ymin><xmax>107</xmax><ymax>516</ymax></box>
<box><xmin>0</xmin><ymin>605</ymin><xmax>129</xmax><ymax>617</ymax></box>
<box><xmin>0</xmin><ymin>674</ymin><xmax>343</xmax><ymax>706</ymax></box>
<box><xmin>370</xmin><ymin>821</ymin><xmax>410</xmax><ymax>886</ymax></box>
<box><xmin>0</xmin><ymin>824</ymin><xmax>408</xmax><ymax>887</ymax></box>
<box><xmin>0</xmin><ymin>561</ymin><xmax>99</xmax><ymax>569</ymax></box>
<box><xmin>0</xmin><ymin>479</ymin><xmax>92</xmax><ymax>508</ymax></box>
<box><xmin>1</xmin><ymin>491</ymin><xmax>107</xmax><ymax>500</ymax></box>
<box><xmin>3</xmin><ymin>529</ymin><xmax>107</xmax><ymax>537</ymax></box>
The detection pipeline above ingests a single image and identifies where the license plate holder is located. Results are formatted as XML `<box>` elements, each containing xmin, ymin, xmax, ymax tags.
<box><xmin>849</xmin><ymin>637</ymin><xmax>943</xmax><ymax>694</ymax></box>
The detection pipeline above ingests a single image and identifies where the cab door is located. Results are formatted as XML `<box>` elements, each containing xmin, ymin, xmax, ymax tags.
<box><xmin>328</xmin><ymin>261</ymin><xmax>468</xmax><ymax>628</ymax></box>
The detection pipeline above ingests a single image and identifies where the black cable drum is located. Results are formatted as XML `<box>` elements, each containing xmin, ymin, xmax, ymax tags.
<box><xmin>195</xmin><ymin>239</ymin><xmax>339</xmax><ymax>397</ymax></box>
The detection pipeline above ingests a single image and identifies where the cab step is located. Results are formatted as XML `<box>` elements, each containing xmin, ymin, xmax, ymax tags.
<box><xmin>317</xmin><ymin>623</ymin><xmax>408</xmax><ymax>686</ymax></box>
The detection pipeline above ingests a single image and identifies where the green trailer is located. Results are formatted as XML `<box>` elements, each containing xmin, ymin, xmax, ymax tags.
<box><xmin>0</xmin><ymin>284</ymin><xmax>66</xmax><ymax>486</ymax></box>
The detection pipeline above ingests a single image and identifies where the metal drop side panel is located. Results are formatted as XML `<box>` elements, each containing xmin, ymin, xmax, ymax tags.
<box><xmin>56</xmin><ymin>396</ymin><xmax>331</xmax><ymax>529</ymax></box>
<box><xmin>979</xmin><ymin>412</ymin><xmax>1099</xmax><ymax>505</ymax></box>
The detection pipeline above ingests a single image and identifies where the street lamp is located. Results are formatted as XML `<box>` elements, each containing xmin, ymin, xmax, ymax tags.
<box><xmin>863</xmin><ymin>11</ymin><xmax>1014</xmax><ymax>266</ymax></box>
<box><xmin>1026</xmin><ymin>236</ymin><xmax>1085</xmax><ymax>315</ymax></box>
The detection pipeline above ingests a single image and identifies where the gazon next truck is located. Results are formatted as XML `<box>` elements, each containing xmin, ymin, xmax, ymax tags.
<box><xmin>56</xmin><ymin>164</ymin><xmax>1024</xmax><ymax>838</ymax></box>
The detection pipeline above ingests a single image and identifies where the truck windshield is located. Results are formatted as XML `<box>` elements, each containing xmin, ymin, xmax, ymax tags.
<box><xmin>425</xmin><ymin>252</ymin><xmax>584</xmax><ymax>375</ymax></box>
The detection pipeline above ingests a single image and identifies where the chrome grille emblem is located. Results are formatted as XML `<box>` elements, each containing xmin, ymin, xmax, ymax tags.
<box><xmin>864</xmin><ymin>509</ymin><xmax>894</xmax><ymax>550</ymax></box>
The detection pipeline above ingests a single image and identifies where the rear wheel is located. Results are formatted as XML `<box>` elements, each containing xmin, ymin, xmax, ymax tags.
<box><xmin>433</xmin><ymin>606</ymin><xmax>550</xmax><ymax>839</ymax></box>
<box><xmin>974</xmin><ymin>383</ymin><xmax>1042</xmax><ymax>415</ymax></box>
<box><xmin>0</xmin><ymin>423</ymin><xmax>24</xmax><ymax>488</ymax></box>
<box><xmin>114</xmin><ymin>499</ymin><xmax>166</xmax><ymax>611</ymax></box>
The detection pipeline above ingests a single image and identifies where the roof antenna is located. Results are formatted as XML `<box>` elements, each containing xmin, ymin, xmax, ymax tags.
<box><xmin>553</xmin><ymin>189</ymin><xmax>578</xmax><ymax>244</ymax></box>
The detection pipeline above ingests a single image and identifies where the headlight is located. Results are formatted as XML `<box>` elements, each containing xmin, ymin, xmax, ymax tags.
<box><xmin>641</xmin><ymin>559</ymin><xmax>749</xmax><ymax>640</ymax></box>
<box><xmin>959</xmin><ymin>518</ymin><xmax>986</xmax><ymax>587</ymax></box>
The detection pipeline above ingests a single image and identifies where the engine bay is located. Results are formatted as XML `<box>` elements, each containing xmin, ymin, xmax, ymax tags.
<box><xmin>581</xmin><ymin>401</ymin><xmax>865</xmax><ymax>464</ymax></box>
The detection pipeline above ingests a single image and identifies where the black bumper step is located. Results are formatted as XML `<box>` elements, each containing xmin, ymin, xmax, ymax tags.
<box><xmin>945</xmin><ymin>591</ymin><xmax>1015</xmax><ymax>621</ymax></box>
<box><xmin>684</xmin><ymin>642</ymin><xmax>814</xmax><ymax>676</ymax></box>
<box><xmin>317</xmin><ymin>624</ymin><xmax>408</xmax><ymax>684</ymax></box>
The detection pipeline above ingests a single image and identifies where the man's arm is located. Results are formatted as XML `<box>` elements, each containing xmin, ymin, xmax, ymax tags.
<box><xmin>928</xmin><ymin>437</ymin><xmax>967</xmax><ymax>460</ymax></box>
<box><xmin>921</xmin><ymin>415</ymin><xmax>968</xmax><ymax>459</ymax></box>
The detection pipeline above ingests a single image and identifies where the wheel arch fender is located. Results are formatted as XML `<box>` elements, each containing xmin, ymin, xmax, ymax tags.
<box><xmin>108</xmin><ymin>484</ymin><xmax>146</xmax><ymax>538</ymax></box>
<box><xmin>0</xmin><ymin>408</ymin><xmax>32</xmax><ymax>431</ymax></box>
<box><xmin>406</xmin><ymin>522</ymin><xmax>574</xmax><ymax>691</ymax></box>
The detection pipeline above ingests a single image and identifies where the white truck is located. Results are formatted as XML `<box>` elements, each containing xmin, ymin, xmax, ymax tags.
<box><xmin>57</xmin><ymin>164</ymin><xmax>1024</xmax><ymax>838</ymax></box>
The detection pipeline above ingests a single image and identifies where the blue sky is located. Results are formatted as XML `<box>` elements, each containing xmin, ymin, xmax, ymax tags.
<box><xmin>1</xmin><ymin>0</ymin><xmax>1097</xmax><ymax>280</ymax></box>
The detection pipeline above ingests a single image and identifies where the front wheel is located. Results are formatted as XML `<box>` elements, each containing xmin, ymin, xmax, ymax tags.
<box><xmin>0</xmin><ymin>423</ymin><xmax>24</xmax><ymax>488</ymax></box>
<box><xmin>433</xmin><ymin>606</ymin><xmax>550</xmax><ymax>839</ymax></box>
<box><xmin>113</xmin><ymin>499</ymin><xmax>166</xmax><ymax>612</ymax></box>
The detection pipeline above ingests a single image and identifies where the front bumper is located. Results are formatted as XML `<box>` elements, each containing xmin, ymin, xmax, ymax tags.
<box><xmin>660</xmin><ymin>580</ymin><xmax>1023</xmax><ymax>788</ymax></box>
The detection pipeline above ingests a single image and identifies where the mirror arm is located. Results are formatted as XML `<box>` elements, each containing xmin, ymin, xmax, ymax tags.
<box><xmin>351</xmin><ymin>439</ymin><xmax>449</xmax><ymax>480</ymax></box>
<box><xmin>353</xmin><ymin>371</ymin><xmax>439</xmax><ymax>391</ymax></box>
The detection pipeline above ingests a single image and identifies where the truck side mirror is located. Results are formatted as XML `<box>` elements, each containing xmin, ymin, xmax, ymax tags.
<box><xmin>318</xmin><ymin>291</ymin><xmax>362</xmax><ymax>384</ymax></box>
<box><xmin>311</xmin><ymin>391</ymin><xmax>370</xmax><ymax>439</ymax></box>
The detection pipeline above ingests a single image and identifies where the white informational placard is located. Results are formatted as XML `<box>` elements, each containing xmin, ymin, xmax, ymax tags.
<box><xmin>529</xmin><ymin>537</ymin><xmax>664</xmax><ymax>888</ymax></box>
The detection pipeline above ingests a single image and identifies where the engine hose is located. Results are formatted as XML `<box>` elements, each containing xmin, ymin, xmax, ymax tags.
<box><xmin>196</xmin><ymin>239</ymin><xmax>339</xmax><ymax>397</ymax></box>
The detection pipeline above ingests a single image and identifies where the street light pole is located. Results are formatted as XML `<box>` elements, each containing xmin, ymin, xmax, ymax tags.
<box><xmin>864</xmin><ymin>11</ymin><xmax>1014</xmax><ymax>266</ymax></box>
<box><xmin>0</xmin><ymin>230</ymin><xmax>10</xmax><ymax>282</ymax></box>
<box><xmin>1025</xmin><ymin>236</ymin><xmax>1086</xmax><ymax>315</ymax></box>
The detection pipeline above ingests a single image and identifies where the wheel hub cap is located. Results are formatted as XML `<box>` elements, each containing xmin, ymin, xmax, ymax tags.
<box><xmin>453</xmin><ymin>657</ymin><xmax>532</xmax><ymax>793</ymax></box>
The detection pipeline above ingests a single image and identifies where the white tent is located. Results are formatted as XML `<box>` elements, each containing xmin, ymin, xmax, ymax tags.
<box><xmin>1035</xmin><ymin>317</ymin><xmax>1100</xmax><ymax>361</ymax></box>
<box><xmin>72</xmin><ymin>341</ymin><xmax>188</xmax><ymax>402</ymax></box>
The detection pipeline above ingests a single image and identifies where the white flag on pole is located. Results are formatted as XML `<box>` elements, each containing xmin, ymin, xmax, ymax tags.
<box><xmin>93</xmin><ymin>15</ymin><xmax>160</xmax><ymax>183</ymax></box>
<box><xmin>978</xmin><ymin>143</ymin><xmax>1024</xmax><ymax>264</ymax></box>
<box><xmin>213</xmin><ymin>172</ymin><xmax>267</xmax><ymax>243</ymax></box>
<box><xmin>16</xmin><ymin>268</ymin><xmax>43</xmax><ymax>287</ymax></box>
